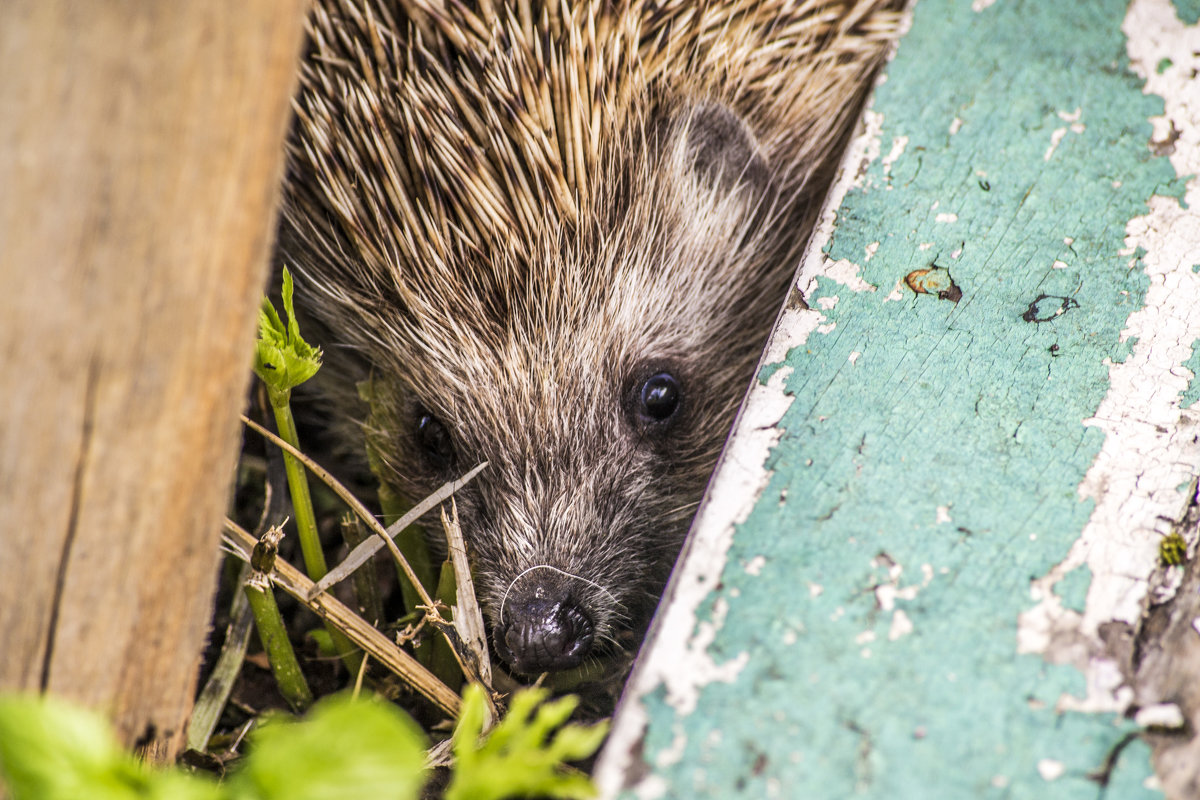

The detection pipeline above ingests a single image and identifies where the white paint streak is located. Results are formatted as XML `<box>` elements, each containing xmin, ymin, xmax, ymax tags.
<box><xmin>881</xmin><ymin>135</ymin><xmax>909</xmax><ymax>176</ymax></box>
<box><xmin>1017</xmin><ymin>0</ymin><xmax>1200</xmax><ymax>716</ymax></box>
<box><xmin>1044</xmin><ymin>127</ymin><xmax>1069</xmax><ymax>161</ymax></box>
<box><xmin>848</xmin><ymin>350</ymin><xmax>862</xmax><ymax>365</ymax></box>
<box><xmin>949</xmin><ymin>116</ymin><xmax>963</xmax><ymax>135</ymax></box>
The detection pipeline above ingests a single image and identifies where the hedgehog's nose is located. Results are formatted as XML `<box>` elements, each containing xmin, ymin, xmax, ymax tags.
<box><xmin>493</xmin><ymin>595</ymin><xmax>594</xmax><ymax>674</ymax></box>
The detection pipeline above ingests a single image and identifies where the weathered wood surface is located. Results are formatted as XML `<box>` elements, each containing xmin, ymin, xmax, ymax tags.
<box><xmin>597</xmin><ymin>0</ymin><xmax>1200</xmax><ymax>796</ymax></box>
<box><xmin>0</xmin><ymin>1</ymin><xmax>306</xmax><ymax>760</ymax></box>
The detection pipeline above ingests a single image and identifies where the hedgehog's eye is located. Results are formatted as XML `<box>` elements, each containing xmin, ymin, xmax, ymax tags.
<box><xmin>416</xmin><ymin>412</ymin><xmax>455</xmax><ymax>469</ymax></box>
<box><xmin>638</xmin><ymin>372</ymin><xmax>680</xmax><ymax>422</ymax></box>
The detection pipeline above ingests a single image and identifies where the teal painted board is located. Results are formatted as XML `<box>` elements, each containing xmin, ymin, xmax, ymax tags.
<box><xmin>596</xmin><ymin>0</ymin><xmax>1200</xmax><ymax>797</ymax></box>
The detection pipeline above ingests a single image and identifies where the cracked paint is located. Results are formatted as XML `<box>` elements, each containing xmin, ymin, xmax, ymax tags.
<box><xmin>1017</xmin><ymin>0</ymin><xmax>1200</xmax><ymax>719</ymax></box>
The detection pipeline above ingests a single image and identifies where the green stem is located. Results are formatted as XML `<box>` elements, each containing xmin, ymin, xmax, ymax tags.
<box><xmin>269</xmin><ymin>392</ymin><xmax>326</xmax><ymax>579</ymax></box>
<box><xmin>430</xmin><ymin>559</ymin><xmax>464</xmax><ymax>691</ymax></box>
<box><xmin>244</xmin><ymin>577</ymin><xmax>313</xmax><ymax>713</ymax></box>
<box><xmin>269</xmin><ymin>389</ymin><xmax>362</xmax><ymax>676</ymax></box>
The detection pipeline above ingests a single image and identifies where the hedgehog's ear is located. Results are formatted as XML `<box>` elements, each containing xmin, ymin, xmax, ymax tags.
<box><xmin>680</xmin><ymin>102</ymin><xmax>770</xmax><ymax>197</ymax></box>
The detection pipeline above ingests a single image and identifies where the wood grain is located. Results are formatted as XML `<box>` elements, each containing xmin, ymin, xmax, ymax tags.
<box><xmin>0</xmin><ymin>1</ymin><xmax>307</xmax><ymax>760</ymax></box>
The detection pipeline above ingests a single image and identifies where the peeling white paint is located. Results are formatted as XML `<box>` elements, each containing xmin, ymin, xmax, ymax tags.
<box><xmin>1017</xmin><ymin>0</ymin><xmax>1200</xmax><ymax>716</ymax></box>
<box><xmin>1038</xmin><ymin>759</ymin><xmax>1066</xmax><ymax>781</ymax></box>
<box><xmin>762</xmin><ymin>305</ymin><xmax>824</xmax><ymax>366</ymax></box>
<box><xmin>949</xmin><ymin>116</ymin><xmax>963</xmax><ymax>135</ymax></box>
<box><xmin>1136</xmin><ymin>702</ymin><xmax>1185</xmax><ymax>729</ymax></box>
<box><xmin>881</xmin><ymin>135</ymin><xmax>909</xmax><ymax>177</ymax></box>
<box><xmin>1052</xmin><ymin>259</ymin><xmax>1068</xmax><ymax>269</ymax></box>
<box><xmin>654</xmin><ymin>727</ymin><xmax>689</xmax><ymax>768</ymax></box>
<box><xmin>882</xmin><ymin>277</ymin><xmax>907</xmax><ymax>303</ymax></box>
<box><xmin>848</xmin><ymin>350</ymin><xmax>861</xmax><ymax>365</ymax></box>
<box><xmin>972</xmin><ymin>0</ymin><xmax>998</xmax><ymax>11</ymax></box>
<box><xmin>816</xmin><ymin>295</ymin><xmax>839</xmax><ymax>310</ymax></box>
<box><xmin>889</xmin><ymin>609</ymin><xmax>914</xmax><ymax>641</ymax></box>
<box><xmin>796</xmin><ymin>101</ymin><xmax>888</xmax><ymax>298</ymax></box>
<box><xmin>936</xmin><ymin>505</ymin><xmax>952</xmax><ymax>524</ymax></box>
<box><xmin>821</xmin><ymin>259</ymin><xmax>878</xmax><ymax>293</ymax></box>
<box><xmin>744</xmin><ymin>555</ymin><xmax>766</xmax><ymax>576</ymax></box>
<box><xmin>934</xmin><ymin>212</ymin><xmax>958</xmax><ymax>223</ymax></box>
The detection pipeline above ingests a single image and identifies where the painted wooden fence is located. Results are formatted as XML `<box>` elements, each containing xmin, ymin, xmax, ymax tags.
<box><xmin>595</xmin><ymin>0</ymin><xmax>1200</xmax><ymax>796</ymax></box>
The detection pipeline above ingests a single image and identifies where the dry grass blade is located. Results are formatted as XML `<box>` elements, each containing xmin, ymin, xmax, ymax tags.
<box><xmin>311</xmin><ymin>460</ymin><xmax>489</xmax><ymax>598</ymax></box>
<box><xmin>441</xmin><ymin>500</ymin><xmax>493</xmax><ymax>688</ymax></box>
<box><xmin>222</xmin><ymin>518</ymin><xmax>462</xmax><ymax>717</ymax></box>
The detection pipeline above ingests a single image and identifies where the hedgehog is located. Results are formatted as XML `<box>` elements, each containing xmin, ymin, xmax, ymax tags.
<box><xmin>278</xmin><ymin>0</ymin><xmax>901</xmax><ymax>675</ymax></box>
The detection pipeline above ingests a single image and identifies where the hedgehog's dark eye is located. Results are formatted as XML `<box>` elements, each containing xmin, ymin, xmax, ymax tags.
<box><xmin>639</xmin><ymin>372</ymin><xmax>680</xmax><ymax>422</ymax></box>
<box><xmin>416</xmin><ymin>412</ymin><xmax>455</xmax><ymax>469</ymax></box>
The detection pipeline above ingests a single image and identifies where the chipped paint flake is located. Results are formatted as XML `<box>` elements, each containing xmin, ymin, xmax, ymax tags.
<box><xmin>1017</xmin><ymin>0</ymin><xmax>1200</xmax><ymax>716</ymax></box>
<box><xmin>934</xmin><ymin>212</ymin><xmax>958</xmax><ymax>223</ymax></box>
<box><xmin>1135</xmin><ymin>703</ymin><xmax>1185</xmax><ymax>729</ymax></box>
<box><xmin>1038</xmin><ymin>759</ymin><xmax>1066</xmax><ymax>781</ymax></box>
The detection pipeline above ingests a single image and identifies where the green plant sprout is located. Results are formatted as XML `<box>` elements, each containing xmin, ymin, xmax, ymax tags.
<box><xmin>254</xmin><ymin>267</ymin><xmax>360</xmax><ymax>675</ymax></box>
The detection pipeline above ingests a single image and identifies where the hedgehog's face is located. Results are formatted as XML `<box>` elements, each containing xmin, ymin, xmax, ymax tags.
<box><xmin>367</xmin><ymin>100</ymin><xmax>785</xmax><ymax>675</ymax></box>
<box><xmin>399</xmin><ymin>341</ymin><xmax>715</xmax><ymax>676</ymax></box>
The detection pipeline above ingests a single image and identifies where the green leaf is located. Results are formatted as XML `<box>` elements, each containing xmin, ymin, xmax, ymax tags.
<box><xmin>445</xmin><ymin>685</ymin><xmax>608</xmax><ymax>800</ymax></box>
<box><xmin>228</xmin><ymin>694</ymin><xmax>426</xmax><ymax>800</ymax></box>
<box><xmin>0</xmin><ymin>694</ymin><xmax>220</xmax><ymax>800</ymax></box>
<box><xmin>254</xmin><ymin>267</ymin><xmax>322</xmax><ymax>399</ymax></box>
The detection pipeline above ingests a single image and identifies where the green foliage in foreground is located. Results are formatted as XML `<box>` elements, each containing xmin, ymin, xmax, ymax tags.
<box><xmin>0</xmin><ymin>688</ymin><xmax>606</xmax><ymax>800</ymax></box>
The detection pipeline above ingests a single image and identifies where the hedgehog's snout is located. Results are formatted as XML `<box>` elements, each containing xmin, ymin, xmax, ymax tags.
<box><xmin>493</xmin><ymin>583</ymin><xmax>596</xmax><ymax>674</ymax></box>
